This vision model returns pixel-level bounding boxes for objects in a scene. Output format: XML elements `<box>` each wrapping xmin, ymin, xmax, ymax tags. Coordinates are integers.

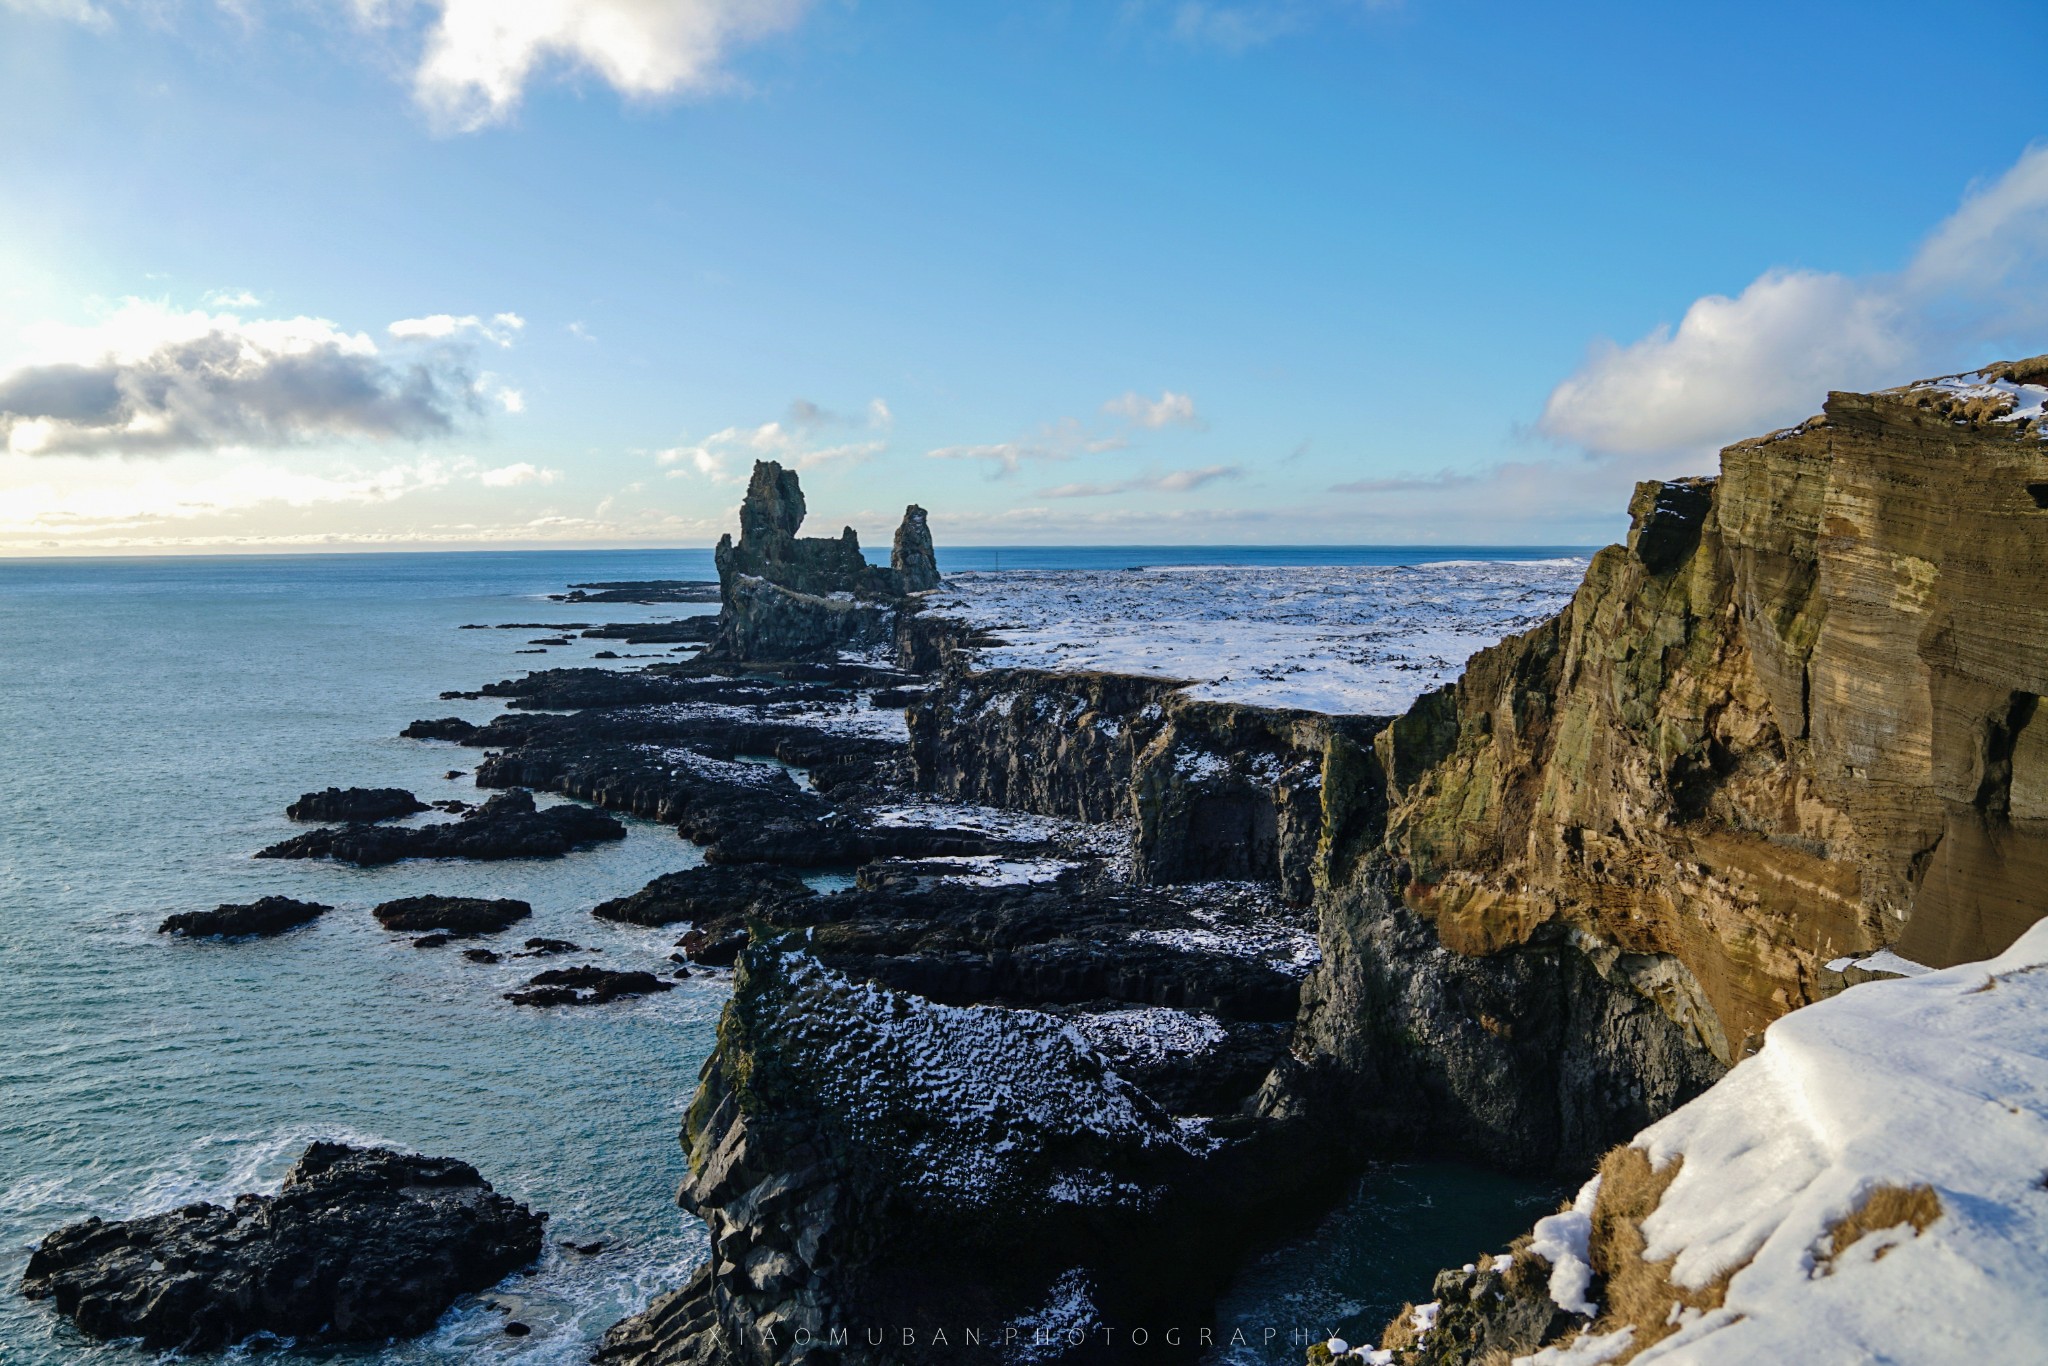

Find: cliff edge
<box><xmin>1351</xmin><ymin>358</ymin><xmax>2048</xmax><ymax>1063</ymax></box>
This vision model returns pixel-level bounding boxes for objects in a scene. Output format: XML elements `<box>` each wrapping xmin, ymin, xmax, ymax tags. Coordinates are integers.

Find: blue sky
<box><xmin>2</xmin><ymin>0</ymin><xmax>2045</xmax><ymax>554</ymax></box>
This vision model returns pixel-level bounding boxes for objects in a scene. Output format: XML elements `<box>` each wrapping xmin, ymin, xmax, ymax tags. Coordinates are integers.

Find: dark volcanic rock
<box><xmin>580</xmin><ymin>618</ymin><xmax>721</xmax><ymax>645</ymax></box>
<box><xmin>597</xmin><ymin>937</ymin><xmax>1321</xmax><ymax>1366</ymax></box>
<box><xmin>505</xmin><ymin>965</ymin><xmax>674</xmax><ymax>1006</ymax></box>
<box><xmin>19</xmin><ymin>1142</ymin><xmax>544</xmax><ymax>1351</ymax></box>
<box><xmin>520</xmin><ymin>937</ymin><xmax>582</xmax><ymax>955</ymax></box>
<box><xmin>256</xmin><ymin>790</ymin><xmax>624</xmax><ymax>866</ymax></box>
<box><xmin>709</xmin><ymin>461</ymin><xmax>936</xmax><ymax>662</ymax></box>
<box><xmin>402</xmin><ymin>716</ymin><xmax>481</xmax><ymax>742</ymax></box>
<box><xmin>1627</xmin><ymin>474</ymin><xmax>1716</xmax><ymax>573</ymax></box>
<box><xmin>891</xmin><ymin>503</ymin><xmax>942</xmax><ymax>592</ymax></box>
<box><xmin>159</xmin><ymin>896</ymin><xmax>330</xmax><ymax>939</ymax></box>
<box><xmin>374</xmin><ymin>895</ymin><xmax>532</xmax><ymax>936</ymax></box>
<box><xmin>591</xmin><ymin>864</ymin><xmax>814</xmax><ymax>928</ymax></box>
<box><xmin>553</xmin><ymin>580</ymin><xmax>721</xmax><ymax>604</ymax></box>
<box><xmin>285</xmin><ymin>787</ymin><xmax>427</xmax><ymax>823</ymax></box>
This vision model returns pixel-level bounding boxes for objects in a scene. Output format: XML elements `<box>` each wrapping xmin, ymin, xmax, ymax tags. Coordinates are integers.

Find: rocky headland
<box><xmin>550</xmin><ymin>362</ymin><xmax>2048</xmax><ymax>1365</ymax></box>
<box><xmin>84</xmin><ymin>359</ymin><xmax>2043</xmax><ymax>1365</ymax></box>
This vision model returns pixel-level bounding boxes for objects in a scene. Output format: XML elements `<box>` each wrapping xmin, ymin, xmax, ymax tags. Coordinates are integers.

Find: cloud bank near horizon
<box><xmin>0</xmin><ymin>299</ymin><xmax>519</xmax><ymax>457</ymax></box>
<box><xmin>1539</xmin><ymin>144</ymin><xmax>2048</xmax><ymax>459</ymax></box>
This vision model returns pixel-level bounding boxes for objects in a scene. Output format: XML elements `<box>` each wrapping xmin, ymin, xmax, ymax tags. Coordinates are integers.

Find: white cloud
<box><xmin>1541</xmin><ymin>143</ymin><xmax>2048</xmax><ymax>458</ymax></box>
<box><xmin>1103</xmin><ymin>388</ymin><xmax>1201</xmax><ymax>428</ymax></box>
<box><xmin>388</xmin><ymin>311</ymin><xmax>523</xmax><ymax>346</ymax></box>
<box><xmin>1160</xmin><ymin>1</ymin><xmax>1398</xmax><ymax>54</ymax></box>
<box><xmin>358</xmin><ymin>0</ymin><xmax>814</xmax><ymax>132</ymax></box>
<box><xmin>479</xmin><ymin>460</ymin><xmax>558</xmax><ymax>486</ymax></box>
<box><xmin>659</xmin><ymin>396</ymin><xmax>891</xmax><ymax>481</ymax></box>
<box><xmin>0</xmin><ymin>0</ymin><xmax>110</xmax><ymax>27</ymax></box>
<box><xmin>568</xmin><ymin>320</ymin><xmax>596</xmax><ymax>342</ymax></box>
<box><xmin>928</xmin><ymin>418</ymin><xmax>1130</xmax><ymax>478</ymax></box>
<box><xmin>1043</xmin><ymin>464</ymin><xmax>1243</xmax><ymax>497</ymax></box>
<box><xmin>0</xmin><ymin>299</ymin><xmax>478</xmax><ymax>456</ymax></box>
<box><xmin>0</xmin><ymin>451</ymin><xmax>578</xmax><ymax>548</ymax></box>
<box><xmin>203</xmin><ymin>288</ymin><xmax>264</xmax><ymax>308</ymax></box>
<box><xmin>0</xmin><ymin>454</ymin><xmax>468</xmax><ymax>535</ymax></box>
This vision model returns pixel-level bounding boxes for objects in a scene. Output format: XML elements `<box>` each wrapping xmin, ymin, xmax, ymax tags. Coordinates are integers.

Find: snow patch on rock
<box><xmin>921</xmin><ymin>560</ymin><xmax>1586</xmax><ymax>715</ymax></box>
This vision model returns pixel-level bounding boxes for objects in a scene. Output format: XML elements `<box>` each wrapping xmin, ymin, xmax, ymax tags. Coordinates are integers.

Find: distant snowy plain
<box><xmin>922</xmin><ymin>559</ymin><xmax>1589</xmax><ymax>715</ymax></box>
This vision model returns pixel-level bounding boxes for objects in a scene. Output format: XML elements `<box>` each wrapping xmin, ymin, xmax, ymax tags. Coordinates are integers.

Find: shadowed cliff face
<box><xmin>1369</xmin><ymin>358</ymin><xmax>2048</xmax><ymax>1064</ymax></box>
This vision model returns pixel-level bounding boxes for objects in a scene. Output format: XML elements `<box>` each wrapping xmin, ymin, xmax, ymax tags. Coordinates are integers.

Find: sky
<box><xmin>2</xmin><ymin>0</ymin><xmax>2046</xmax><ymax>556</ymax></box>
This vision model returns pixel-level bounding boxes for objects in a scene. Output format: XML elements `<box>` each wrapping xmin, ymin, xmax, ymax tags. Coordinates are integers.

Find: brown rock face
<box><xmin>1375</xmin><ymin>360</ymin><xmax>2048</xmax><ymax>1060</ymax></box>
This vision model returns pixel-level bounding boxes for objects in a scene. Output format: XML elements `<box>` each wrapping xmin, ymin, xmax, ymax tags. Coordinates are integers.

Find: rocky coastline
<box><xmin>32</xmin><ymin>358</ymin><xmax>2047</xmax><ymax>1364</ymax></box>
<box><xmin>577</xmin><ymin>363</ymin><xmax>2048</xmax><ymax>1365</ymax></box>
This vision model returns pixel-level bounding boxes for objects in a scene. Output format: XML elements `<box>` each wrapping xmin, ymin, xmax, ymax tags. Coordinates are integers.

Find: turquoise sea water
<box><xmin>0</xmin><ymin>548</ymin><xmax>1583</xmax><ymax>1363</ymax></box>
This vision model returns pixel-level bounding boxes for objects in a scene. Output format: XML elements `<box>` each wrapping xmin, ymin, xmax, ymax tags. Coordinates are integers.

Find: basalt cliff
<box><xmin>711</xmin><ymin>460</ymin><xmax>940</xmax><ymax>662</ymax></box>
<box><xmin>596</xmin><ymin>361</ymin><xmax>2048</xmax><ymax>1366</ymax></box>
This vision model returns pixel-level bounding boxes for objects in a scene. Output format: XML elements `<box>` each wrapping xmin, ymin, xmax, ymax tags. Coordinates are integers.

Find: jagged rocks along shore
<box><xmin>20</xmin><ymin>1142</ymin><xmax>544</xmax><ymax>1351</ymax></box>
<box><xmin>407</xmin><ymin>366</ymin><xmax>2047</xmax><ymax>1365</ymax></box>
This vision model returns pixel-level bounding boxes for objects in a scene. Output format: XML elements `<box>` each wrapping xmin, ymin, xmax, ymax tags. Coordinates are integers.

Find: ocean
<box><xmin>0</xmin><ymin>548</ymin><xmax>1576</xmax><ymax>1363</ymax></box>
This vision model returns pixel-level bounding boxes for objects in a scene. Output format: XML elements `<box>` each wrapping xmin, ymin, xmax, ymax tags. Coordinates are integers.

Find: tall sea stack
<box><xmin>710</xmin><ymin>461</ymin><xmax>939</xmax><ymax>662</ymax></box>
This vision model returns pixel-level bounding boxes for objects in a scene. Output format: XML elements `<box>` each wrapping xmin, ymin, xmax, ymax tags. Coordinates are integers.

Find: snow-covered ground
<box><xmin>920</xmin><ymin>560</ymin><xmax>1587</xmax><ymax>715</ymax></box>
<box><xmin>1410</xmin><ymin>920</ymin><xmax>2048</xmax><ymax>1365</ymax></box>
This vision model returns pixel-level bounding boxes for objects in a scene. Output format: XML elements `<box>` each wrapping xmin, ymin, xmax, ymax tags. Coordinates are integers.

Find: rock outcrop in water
<box><xmin>591</xmin><ymin>864</ymin><xmax>815</xmax><ymax>928</ymax></box>
<box><xmin>256</xmin><ymin>788</ymin><xmax>624</xmax><ymax>864</ymax></box>
<box><xmin>710</xmin><ymin>461</ymin><xmax>941</xmax><ymax>662</ymax></box>
<box><xmin>284</xmin><ymin>786</ymin><xmax>427</xmax><ymax>823</ymax></box>
<box><xmin>505</xmin><ymin>964</ymin><xmax>675</xmax><ymax>1006</ymax></box>
<box><xmin>373</xmin><ymin>894</ymin><xmax>532</xmax><ymax>936</ymax></box>
<box><xmin>20</xmin><ymin>1142</ymin><xmax>544</xmax><ymax>1351</ymax></box>
<box><xmin>159</xmin><ymin>896</ymin><xmax>330</xmax><ymax>939</ymax></box>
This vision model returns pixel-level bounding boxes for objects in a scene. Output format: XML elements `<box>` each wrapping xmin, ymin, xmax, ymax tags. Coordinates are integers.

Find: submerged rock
<box><xmin>520</xmin><ymin>936</ymin><xmax>582</xmax><ymax>955</ymax></box>
<box><xmin>256</xmin><ymin>789</ymin><xmax>624</xmax><ymax>865</ymax></box>
<box><xmin>504</xmin><ymin>965</ymin><xmax>674</xmax><ymax>1006</ymax></box>
<box><xmin>552</xmin><ymin>580</ymin><xmax>721</xmax><ymax>605</ymax></box>
<box><xmin>285</xmin><ymin>786</ymin><xmax>427</xmax><ymax>823</ymax></box>
<box><xmin>159</xmin><ymin>896</ymin><xmax>330</xmax><ymax>939</ymax></box>
<box><xmin>19</xmin><ymin>1142</ymin><xmax>544</xmax><ymax>1351</ymax></box>
<box><xmin>402</xmin><ymin>716</ymin><xmax>481</xmax><ymax>741</ymax></box>
<box><xmin>374</xmin><ymin>894</ymin><xmax>532</xmax><ymax>936</ymax></box>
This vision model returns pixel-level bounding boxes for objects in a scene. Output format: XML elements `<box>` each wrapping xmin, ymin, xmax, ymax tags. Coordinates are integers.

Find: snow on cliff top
<box><xmin>920</xmin><ymin>560</ymin><xmax>1587</xmax><ymax>716</ymax></box>
<box><xmin>1532</xmin><ymin>919</ymin><xmax>2048</xmax><ymax>1365</ymax></box>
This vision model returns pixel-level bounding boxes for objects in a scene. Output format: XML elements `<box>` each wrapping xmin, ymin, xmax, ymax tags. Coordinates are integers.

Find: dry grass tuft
<box><xmin>1376</xmin><ymin>1302</ymin><xmax>1423</xmax><ymax>1354</ymax></box>
<box><xmin>1815</xmin><ymin>1183</ymin><xmax>1942</xmax><ymax>1269</ymax></box>
<box><xmin>1579</xmin><ymin>1145</ymin><xmax>1751</xmax><ymax>1363</ymax></box>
